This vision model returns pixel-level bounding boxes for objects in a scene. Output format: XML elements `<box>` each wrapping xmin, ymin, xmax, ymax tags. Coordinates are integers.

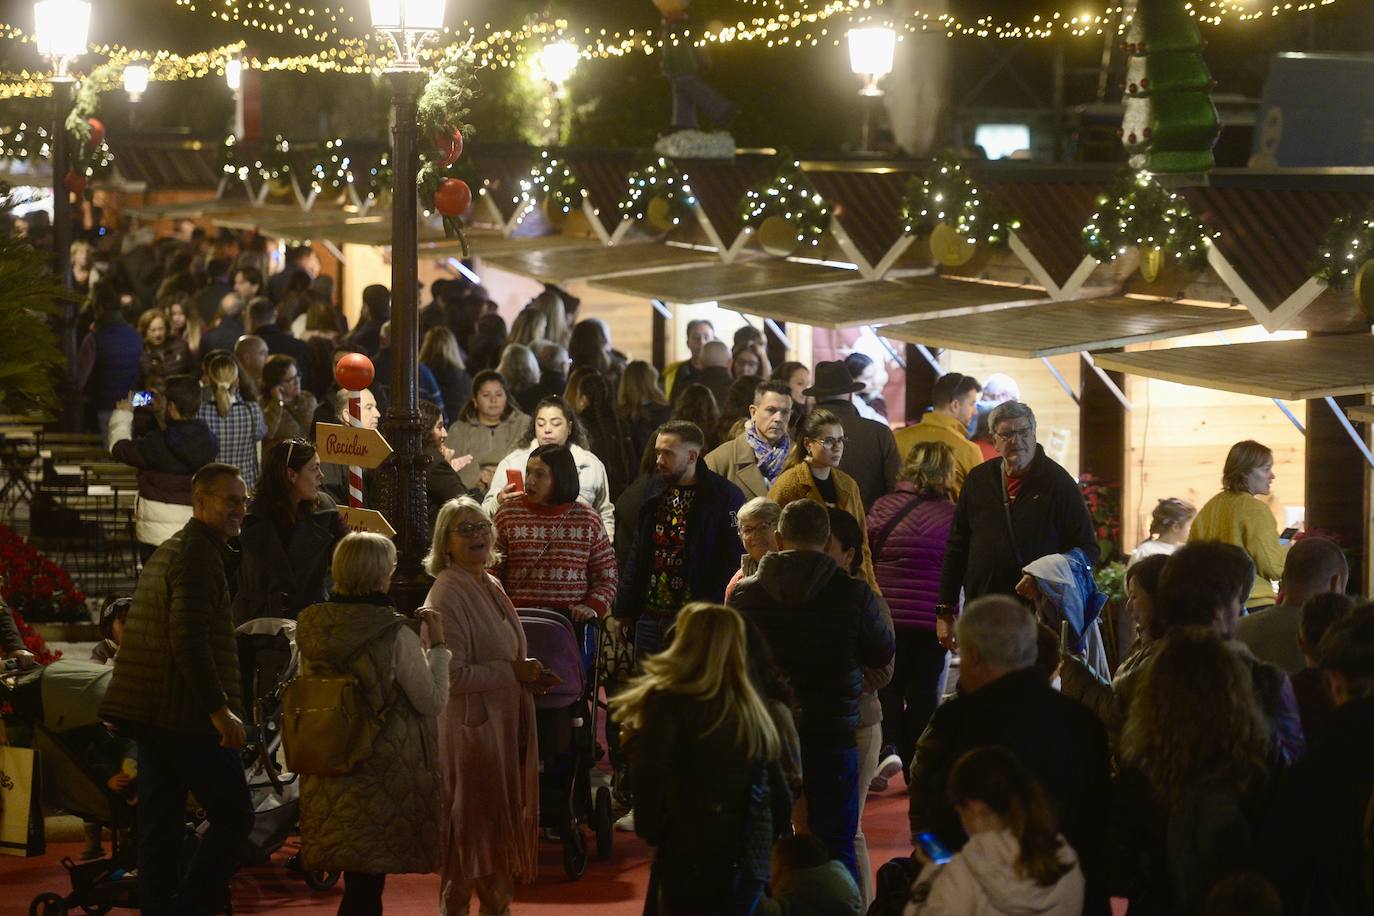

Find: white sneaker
<box><xmin>869</xmin><ymin>754</ymin><xmax>904</xmax><ymax>793</ymax></box>
<box><xmin>614</xmin><ymin>809</ymin><xmax>636</xmax><ymax>832</ymax></box>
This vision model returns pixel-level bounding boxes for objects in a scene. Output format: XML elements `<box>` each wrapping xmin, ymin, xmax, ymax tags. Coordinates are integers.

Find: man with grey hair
<box><xmin>909</xmin><ymin>594</ymin><xmax>1112</xmax><ymax>914</ymax></box>
<box><xmin>936</xmin><ymin>400</ymin><xmax>1098</xmax><ymax>642</ymax></box>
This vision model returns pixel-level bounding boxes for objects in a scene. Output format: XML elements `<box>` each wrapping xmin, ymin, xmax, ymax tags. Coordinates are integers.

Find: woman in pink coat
<box><xmin>423</xmin><ymin>495</ymin><xmax>558</xmax><ymax>915</ymax></box>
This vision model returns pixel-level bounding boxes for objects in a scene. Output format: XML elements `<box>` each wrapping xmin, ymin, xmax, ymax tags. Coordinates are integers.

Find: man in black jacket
<box><xmin>614</xmin><ymin>420</ymin><xmax>744</xmax><ymax>660</ymax></box>
<box><xmin>806</xmin><ymin>361</ymin><xmax>900</xmax><ymax>513</ymax></box>
<box><xmin>246</xmin><ymin>297</ymin><xmax>313</xmax><ymax>390</ymax></box>
<box><xmin>910</xmin><ymin>594</ymin><xmax>1112</xmax><ymax>915</ymax></box>
<box><xmin>937</xmin><ymin>401</ymin><xmax>1097</xmax><ymax>631</ymax></box>
<box><xmin>731</xmin><ymin>499</ymin><xmax>895</xmax><ymax>886</ymax></box>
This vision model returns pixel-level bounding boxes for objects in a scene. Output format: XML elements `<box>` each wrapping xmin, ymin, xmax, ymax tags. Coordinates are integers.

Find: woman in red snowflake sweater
<box><xmin>493</xmin><ymin>443</ymin><xmax>618</xmax><ymax>621</ymax></box>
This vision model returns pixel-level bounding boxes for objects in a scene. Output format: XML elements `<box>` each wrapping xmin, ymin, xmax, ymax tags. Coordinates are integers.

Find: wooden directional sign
<box><xmin>339</xmin><ymin>507</ymin><xmax>396</xmax><ymax>538</ymax></box>
<box><xmin>316</xmin><ymin>423</ymin><xmax>393</xmax><ymax>469</ymax></box>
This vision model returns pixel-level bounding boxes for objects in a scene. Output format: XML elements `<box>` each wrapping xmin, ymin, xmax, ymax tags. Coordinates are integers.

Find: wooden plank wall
<box><xmin>1119</xmin><ymin>326</ymin><xmax>1308</xmax><ymax>552</ymax></box>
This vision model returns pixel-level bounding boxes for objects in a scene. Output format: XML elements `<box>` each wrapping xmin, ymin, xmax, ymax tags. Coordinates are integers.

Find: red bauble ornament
<box><xmin>435</xmin><ymin>127</ymin><xmax>464</xmax><ymax>169</ymax></box>
<box><xmin>64</xmin><ymin>171</ymin><xmax>87</xmax><ymax>196</ymax></box>
<box><xmin>334</xmin><ymin>352</ymin><xmax>376</xmax><ymax>391</ymax></box>
<box><xmin>86</xmin><ymin>117</ymin><xmax>105</xmax><ymax>148</ymax></box>
<box><xmin>433</xmin><ymin>178</ymin><xmax>472</xmax><ymax>218</ymax></box>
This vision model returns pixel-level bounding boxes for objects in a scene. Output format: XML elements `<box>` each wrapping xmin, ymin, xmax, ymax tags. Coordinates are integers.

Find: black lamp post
<box><xmin>369</xmin><ymin>0</ymin><xmax>444</xmax><ymax>608</ymax></box>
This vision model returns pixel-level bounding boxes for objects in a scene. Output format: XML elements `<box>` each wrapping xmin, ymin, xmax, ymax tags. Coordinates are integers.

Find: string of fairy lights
<box><xmin>0</xmin><ymin>0</ymin><xmax>1347</xmax><ymax>98</ymax></box>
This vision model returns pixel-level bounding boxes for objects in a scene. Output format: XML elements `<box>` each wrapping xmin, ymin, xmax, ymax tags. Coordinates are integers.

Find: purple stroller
<box><xmin>518</xmin><ymin>609</ymin><xmax>615</xmax><ymax>879</ymax></box>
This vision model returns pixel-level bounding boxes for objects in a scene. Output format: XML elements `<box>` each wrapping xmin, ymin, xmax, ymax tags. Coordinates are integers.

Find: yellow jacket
<box><xmin>893</xmin><ymin>411</ymin><xmax>986</xmax><ymax>497</ymax></box>
<box><xmin>768</xmin><ymin>461</ymin><xmax>878</xmax><ymax>593</ymax></box>
<box><xmin>1189</xmin><ymin>490</ymin><xmax>1289</xmax><ymax>608</ymax></box>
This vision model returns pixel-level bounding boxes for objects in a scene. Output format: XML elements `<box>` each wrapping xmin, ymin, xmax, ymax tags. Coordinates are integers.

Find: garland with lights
<box><xmin>899</xmin><ymin>152</ymin><xmax>1019</xmax><ymax>246</ymax></box>
<box><xmin>62</xmin><ymin>61</ymin><xmax>119</xmax><ymax>195</ymax></box>
<box><xmin>1081</xmin><ymin>169</ymin><xmax>1214</xmax><ymax>271</ymax></box>
<box><xmin>619</xmin><ymin>156</ymin><xmax>696</xmax><ymax>229</ymax></box>
<box><xmin>307</xmin><ymin>137</ymin><xmax>354</xmax><ymax>194</ymax></box>
<box><xmin>219</xmin><ymin>134</ymin><xmax>247</xmax><ymax>182</ymax></box>
<box><xmin>1308</xmin><ymin>207</ymin><xmax>1374</xmax><ymax>290</ymax></box>
<box><xmin>519</xmin><ymin>151</ymin><xmax>585</xmax><ymax>220</ymax></box>
<box><xmin>365</xmin><ymin>152</ymin><xmax>392</xmax><ymax>203</ymax></box>
<box><xmin>417</xmin><ymin>45</ymin><xmax>477</xmax><ymax>249</ymax></box>
<box><xmin>737</xmin><ymin>155</ymin><xmax>831</xmax><ymax>250</ymax></box>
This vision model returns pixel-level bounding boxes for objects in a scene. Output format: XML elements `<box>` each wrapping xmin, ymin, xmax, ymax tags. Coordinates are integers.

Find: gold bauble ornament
<box><xmin>1139</xmin><ymin>247</ymin><xmax>1165</xmax><ymax>283</ymax></box>
<box><xmin>930</xmin><ymin>222</ymin><xmax>977</xmax><ymax>267</ymax></box>
<box><xmin>562</xmin><ymin>208</ymin><xmax>592</xmax><ymax>237</ymax></box>
<box><xmin>1354</xmin><ymin>259</ymin><xmax>1374</xmax><ymax>322</ymax></box>
<box><xmin>267</xmin><ymin>178</ymin><xmax>294</xmax><ymax>199</ymax></box>
<box><xmin>543</xmin><ymin>195</ymin><xmax>570</xmax><ymax>228</ymax></box>
<box><xmin>646</xmin><ymin>195</ymin><xmax>676</xmax><ymax>232</ymax></box>
<box><xmin>757</xmin><ymin>215</ymin><xmax>800</xmax><ymax>257</ymax></box>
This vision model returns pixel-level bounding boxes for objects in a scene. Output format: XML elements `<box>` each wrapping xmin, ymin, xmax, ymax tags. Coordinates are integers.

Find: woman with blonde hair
<box><xmin>1188</xmin><ymin>440</ymin><xmax>1287</xmax><ymax>611</ymax></box>
<box><xmin>906</xmin><ymin>747</ymin><xmax>1084</xmax><ymax>915</ymax></box>
<box><xmin>1129</xmin><ymin>497</ymin><xmax>1196</xmax><ymax>567</ymax></box>
<box><xmin>1115</xmin><ymin>626</ymin><xmax>1275</xmax><ymax>914</ymax></box>
<box><xmin>421</xmin><ymin>326</ymin><xmax>472</xmax><ymax>425</ymax></box>
<box><xmin>297</xmin><ymin>532</ymin><xmax>450</xmax><ymax>915</ymax></box>
<box><xmin>866</xmin><ymin>441</ymin><xmax>958</xmax><ymax>791</ymax></box>
<box><xmin>506</xmin><ymin>308</ymin><xmax>548</xmax><ymax>348</ymax></box>
<box><xmin>617</xmin><ymin>360</ymin><xmax>671</xmax><ymax>458</ymax></box>
<box><xmin>166</xmin><ymin>298</ymin><xmax>204</xmax><ymax>361</ymax></box>
<box><xmin>197</xmin><ymin>351</ymin><xmax>266</xmax><ymax>489</ymax></box>
<box><xmin>769</xmin><ymin>407</ymin><xmax>876</xmax><ymax>590</ymax></box>
<box><xmin>528</xmin><ymin>288</ymin><xmax>569</xmax><ymax>347</ymax></box>
<box><xmin>423</xmin><ymin>497</ymin><xmax>555</xmax><ymax>916</ymax></box>
<box><xmin>612</xmin><ymin>602</ymin><xmax>792</xmax><ymax>915</ymax></box>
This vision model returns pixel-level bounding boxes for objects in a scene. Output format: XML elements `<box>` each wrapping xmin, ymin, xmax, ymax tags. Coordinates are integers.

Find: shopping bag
<box><xmin>0</xmin><ymin>745</ymin><xmax>45</xmax><ymax>857</ymax></box>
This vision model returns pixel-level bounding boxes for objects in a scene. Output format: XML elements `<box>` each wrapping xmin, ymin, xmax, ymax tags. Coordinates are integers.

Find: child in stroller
<box><xmin>518</xmin><ymin>609</ymin><xmax>616</xmax><ymax>880</ymax></box>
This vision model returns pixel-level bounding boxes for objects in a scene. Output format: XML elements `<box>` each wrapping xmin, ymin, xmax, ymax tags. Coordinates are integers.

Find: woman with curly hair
<box><xmin>1114</xmin><ymin>626</ymin><xmax>1275</xmax><ymax>915</ymax></box>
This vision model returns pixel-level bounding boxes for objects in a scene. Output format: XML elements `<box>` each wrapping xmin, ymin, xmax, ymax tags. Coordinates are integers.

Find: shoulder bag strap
<box><xmin>872</xmin><ymin>496</ymin><xmax>924</xmax><ymax>559</ymax></box>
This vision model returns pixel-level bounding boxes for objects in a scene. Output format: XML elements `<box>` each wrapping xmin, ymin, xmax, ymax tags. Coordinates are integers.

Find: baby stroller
<box><xmin>235</xmin><ymin>617</ymin><xmax>340</xmax><ymax>892</ymax></box>
<box><xmin>2</xmin><ymin>659</ymin><xmax>141</xmax><ymax>916</ymax></box>
<box><xmin>518</xmin><ymin>609</ymin><xmax>615</xmax><ymax>879</ymax></box>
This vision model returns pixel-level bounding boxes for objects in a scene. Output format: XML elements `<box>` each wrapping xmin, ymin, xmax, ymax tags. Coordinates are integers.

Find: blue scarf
<box><xmin>745</xmin><ymin>420</ymin><xmax>789</xmax><ymax>488</ymax></box>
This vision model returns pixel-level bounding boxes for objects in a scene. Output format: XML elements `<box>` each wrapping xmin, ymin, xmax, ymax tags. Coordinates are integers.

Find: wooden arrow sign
<box><xmin>316</xmin><ymin>422</ymin><xmax>393</xmax><ymax>469</ymax></box>
<box><xmin>339</xmin><ymin>507</ymin><xmax>396</xmax><ymax>538</ymax></box>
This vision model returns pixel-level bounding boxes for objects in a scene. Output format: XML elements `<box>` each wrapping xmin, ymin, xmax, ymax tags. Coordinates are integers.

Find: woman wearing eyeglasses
<box><xmin>423</xmin><ymin>497</ymin><xmax>557</xmax><ymax>916</ymax></box>
<box><xmin>231</xmin><ymin>438</ymin><xmax>347</xmax><ymax>624</ymax></box>
<box><xmin>260</xmin><ymin>354</ymin><xmax>318</xmax><ymax>458</ymax></box>
<box><xmin>768</xmin><ymin>408</ymin><xmax>877</xmax><ymax>591</ymax></box>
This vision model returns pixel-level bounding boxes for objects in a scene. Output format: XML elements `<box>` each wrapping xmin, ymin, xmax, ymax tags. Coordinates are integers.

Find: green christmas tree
<box><xmin>1120</xmin><ymin>0</ymin><xmax>1220</xmax><ymax>174</ymax></box>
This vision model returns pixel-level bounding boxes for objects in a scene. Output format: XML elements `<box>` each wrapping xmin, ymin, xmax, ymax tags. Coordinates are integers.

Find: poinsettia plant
<box><xmin>0</xmin><ymin>524</ymin><xmax>86</xmax><ymax>624</ymax></box>
<box><xmin>1079</xmin><ymin>473</ymin><xmax>1123</xmax><ymax>564</ymax></box>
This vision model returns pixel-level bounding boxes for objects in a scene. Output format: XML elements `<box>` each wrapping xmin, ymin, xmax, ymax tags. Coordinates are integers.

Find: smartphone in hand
<box><xmin>506</xmin><ymin>468</ymin><xmax>524</xmax><ymax>492</ymax></box>
<box><xmin>914</xmin><ymin>831</ymin><xmax>952</xmax><ymax>865</ymax></box>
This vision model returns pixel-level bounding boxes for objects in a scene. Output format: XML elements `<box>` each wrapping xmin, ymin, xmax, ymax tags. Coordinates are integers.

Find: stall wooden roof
<box><xmin>483</xmin><ymin>243</ymin><xmax>718</xmax><ymax>284</ymax></box>
<box><xmin>725</xmin><ymin>276</ymin><xmax>1049</xmax><ymax>330</ymax></box>
<box><xmin>1094</xmin><ymin>334</ymin><xmax>1374</xmax><ymax>400</ymax></box>
<box><xmin>125</xmin><ymin>198</ymin><xmax>256</xmax><ymax>220</ymax></box>
<box><xmin>429</xmin><ymin>232</ymin><xmax>602</xmax><ymax>259</ymax></box>
<box><xmin>590</xmin><ymin>258</ymin><xmax>862</xmax><ymax>304</ymax></box>
<box><xmin>876</xmin><ymin>298</ymin><xmax>1256</xmax><ymax>359</ymax></box>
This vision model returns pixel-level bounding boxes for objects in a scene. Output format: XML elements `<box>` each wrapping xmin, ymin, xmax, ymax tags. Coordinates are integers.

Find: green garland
<box><xmin>1081</xmin><ymin>169</ymin><xmax>1214</xmax><ymax>271</ymax></box>
<box><xmin>417</xmin><ymin>45</ymin><xmax>477</xmax><ymax>249</ymax></box>
<box><xmin>1308</xmin><ymin>206</ymin><xmax>1374</xmax><ymax>290</ymax></box>
<box><xmin>619</xmin><ymin>156</ymin><xmax>696</xmax><ymax>228</ymax></box>
<box><xmin>255</xmin><ymin>135</ymin><xmax>292</xmax><ymax>186</ymax></box>
<box><xmin>219</xmin><ymin>134</ymin><xmax>246</xmax><ymax>181</ymax></box>
<box><xmin>520</xmin><ymin>151</ymin><xmax>584</xmax><ymax>216</ymax></box>
<box><xmin>364</xmin><ymin>152</ymin><xmax>392</xmax><ymax>203</ymax></box>
<box><xmin>64</xmin><ymin>60</ymin><xmax>118</xmax><ymax>181</ymax></box>
<box><xmin>737</xmin><ymin>155</ymin><xmax>831</xmax><ymax>249</ymax></box>
<box><xmin>307</xmin><ymin>137</ymin><xmax>352</xmax><ymax>194</ymax></box>
<box><xmin>899</xmin><ymin>152</ymin><xmax>1019</xmax><ymax>246</ymax></box>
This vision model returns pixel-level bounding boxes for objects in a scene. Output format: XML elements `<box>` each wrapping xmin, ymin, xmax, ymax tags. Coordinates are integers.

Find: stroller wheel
<box><xmin>562</xmin><ymin>826</ymin><xmax>589</xmax><ymax>880</ymax></box>
<box><xmin>29</xmin><ymin>893</ymin><xmax>69</xmax><ymax>916</ymax></box>
<box><xmin>594</xmin><ymin>786</ymin><xmax>614</xmax><ymax>860</ymax></box>
<box><xmin>304</xmin><ymin>869</ymin><xmax>342</xmax><ymax>891</ymax></box>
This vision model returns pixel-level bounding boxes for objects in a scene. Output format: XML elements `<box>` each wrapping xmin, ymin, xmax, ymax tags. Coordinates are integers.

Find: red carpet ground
<box><xmin>1</xmin><ymin>789</ymin><xmax>915</xmax><ymax>915</ymax></box>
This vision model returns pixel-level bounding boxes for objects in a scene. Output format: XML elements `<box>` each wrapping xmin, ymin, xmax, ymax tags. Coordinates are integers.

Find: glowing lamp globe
<box><xmin>335</xmin><ymin>353</ymin><xmax>376</xmax><ymax>391</ymax></box>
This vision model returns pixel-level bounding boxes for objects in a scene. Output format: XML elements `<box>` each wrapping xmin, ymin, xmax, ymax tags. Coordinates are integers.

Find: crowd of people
<box><xmin>2</xmin><ymin>225</ymin><xmax>1372</xmax><ymax>916</ymax></box>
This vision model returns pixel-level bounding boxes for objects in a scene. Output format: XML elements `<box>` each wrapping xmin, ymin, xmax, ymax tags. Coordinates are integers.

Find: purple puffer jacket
<box><xmin>866</xmin><ymin>481</ymin><xmax>956</xmax><ymax>631</ymax></box>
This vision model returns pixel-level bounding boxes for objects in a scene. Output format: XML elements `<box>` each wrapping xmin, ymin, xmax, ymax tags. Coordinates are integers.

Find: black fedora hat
<box><xmin>803</xmin><ymin>360</ymin><xmax>865</xmax><ymax>399</ymax></box>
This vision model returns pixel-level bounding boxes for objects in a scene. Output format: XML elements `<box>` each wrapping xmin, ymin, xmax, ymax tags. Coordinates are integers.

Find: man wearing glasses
<box><xmin>934</xmin><ymin>401</ymin><xmax>1098</xmax><ymax>646</ymax></box>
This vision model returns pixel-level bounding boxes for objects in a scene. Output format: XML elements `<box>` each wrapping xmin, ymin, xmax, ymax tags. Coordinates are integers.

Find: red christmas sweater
<box><xmin>493</xmin><ymin>498</ymin><xmax>619</xmax><ymax>617</ymax></box>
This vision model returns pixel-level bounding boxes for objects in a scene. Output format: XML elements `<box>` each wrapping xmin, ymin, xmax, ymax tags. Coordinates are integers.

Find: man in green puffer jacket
<box><xmin>100</xmin><ymin>463</ymin><xmax>253</xmax><ymax>916</ymax></box>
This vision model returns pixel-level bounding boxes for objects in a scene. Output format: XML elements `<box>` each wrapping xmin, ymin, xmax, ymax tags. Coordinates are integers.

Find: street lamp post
<box><xmin>33</xmin><ymin>0</ymin><xmax>91</xmax><ymax>294</ymax></box>
<box><xmin>847</xmin><ymin>26</ymin><xmax>895</xmax><ymax>153</ymax></box>
<box><xmin>123</xmin><ymin>63</ymin><xmax>148</xmax><ymax>129</ymax></box>
<box><xmin>368</xmin><ymin>0</ymin><xmax>444</xmax><ymax>605</ymax></box>
<box><xmin>538</xmin><ymin>40</ymin><xmax>578</xmax><ymax>141</ymax></box>
<box><xmin>34</xmin><ymin>0</ymin><xmax>91</xmax><ymax>429</ymax></box>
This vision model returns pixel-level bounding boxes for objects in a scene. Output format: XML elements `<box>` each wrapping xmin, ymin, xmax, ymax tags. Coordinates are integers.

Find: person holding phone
<box><xmin>492</xmin><ymin>443</ymin><xmax>617</xmax><ymax>624</ymax></box>
<box><xmin>422</xmin><ymin>496</ymin><xmax>557</xmax><ymax>916</ymax></box>
<box><xmin>483</xmin><ymin>396</ymin><xmax>616</xmax><ymax>538</ymax></box>
<box><xmin>906</xmin><ymin>747</ymin><xmax>1084</xmax><ymax>915</ymax></box>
